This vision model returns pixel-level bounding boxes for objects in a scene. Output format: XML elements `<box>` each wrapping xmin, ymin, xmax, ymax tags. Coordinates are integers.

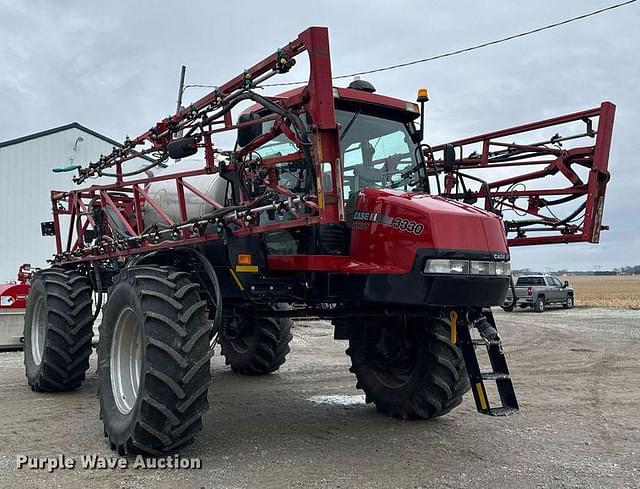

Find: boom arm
<box><xmin>46</xmin><ymin>27</ymin><xmax>344</xmax><ymax>264</ymax></box>
<box><xmin>427</xmin><ymin>102</ymin><xmax>615</xmax><ymax>246</ymax></box>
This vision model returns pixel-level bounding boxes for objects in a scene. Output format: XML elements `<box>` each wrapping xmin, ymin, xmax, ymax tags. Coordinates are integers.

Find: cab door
<box><xmin>546</xmin><ymin>277</ymin><xmax>562</xmax><ymax>302</ymax></box>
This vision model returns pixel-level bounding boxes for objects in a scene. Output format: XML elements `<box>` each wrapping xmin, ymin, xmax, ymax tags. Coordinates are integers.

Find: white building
<box><xmin>0</xmin><ymin>123</ymin><xmax>148</xmax><ymax>281</ymax></box>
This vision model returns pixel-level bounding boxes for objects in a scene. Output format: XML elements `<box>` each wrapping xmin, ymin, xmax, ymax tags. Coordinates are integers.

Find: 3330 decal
<box><xmin>352</xmin><ymin>210</ymin><xmax>424</xmax><ymax>235</ymax></box>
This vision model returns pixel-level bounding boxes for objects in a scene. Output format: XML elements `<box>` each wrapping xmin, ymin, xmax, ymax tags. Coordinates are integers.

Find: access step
<box><xmin>485</xmin><ymin>406</ymin><xmax>518</xmax><ymax>417</ymax></box>
<box><xmin>451</xmin><ymin>308</ymin><xmax>519</xmax><ymax>416</ymax></box>
<box><xmin>480</xmin><ymin>371</ymin><xmax>510</xmax><ymax>381</ymax></box>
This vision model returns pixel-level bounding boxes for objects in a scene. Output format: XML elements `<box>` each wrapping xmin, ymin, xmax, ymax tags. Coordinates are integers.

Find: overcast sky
<box><xmin>1</xmin><ymin>0</ymin><xmax>638</xmax><ymax>270</ymax></box>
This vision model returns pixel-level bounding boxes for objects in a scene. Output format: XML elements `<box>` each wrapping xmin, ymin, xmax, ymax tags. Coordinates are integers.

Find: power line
<box><xmin>184</xmin><ymin>0</ymin><xmax>637</xmax><ymax>92</ymax></box>
<box><xmin>182</xmin><ymin>83</ymin><xmax>219</xmax><ymax>93</ymax></box>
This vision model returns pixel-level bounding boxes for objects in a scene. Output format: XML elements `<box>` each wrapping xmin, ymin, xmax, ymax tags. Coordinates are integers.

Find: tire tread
<box><xmin>98</xmin><ymin>265</ymin><xmax>212</xmax><ymax>455</ymax></box>
<box><xmin>24</xmin><ymin>267</ymin><xmax>95</xmax><ymax>392</ymax></box>
<box><xmin>346</xmin><ymin>315</ymin><xmax>470</xmax><ymax>420</ymax></box>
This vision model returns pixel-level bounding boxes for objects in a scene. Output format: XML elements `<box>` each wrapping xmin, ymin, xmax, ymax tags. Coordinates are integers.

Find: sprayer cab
<box><xmin>230</xmin><ymin>81</ymin><xmax>510</xmax><ymax>308</ymax></box>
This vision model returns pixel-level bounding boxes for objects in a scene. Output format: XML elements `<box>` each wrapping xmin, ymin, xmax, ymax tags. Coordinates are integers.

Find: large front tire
<box><xmin>219</xmin><ymin>305</ymin><xmax>293</xmax><ymax>375</ymax></box>
<box><xmin>98</xmin><ymin>266</ymin><xmax>212</xmax><ymax>455</ymax></box>
<box><xmin>23</xmin><ymin>267</ymin><xmax>94</xmax><ymax>392</ymax></box>
<box><xmin>347</xmin><ymin>315</ymin><xmax>469</xmax><ymax>419</ymax></box>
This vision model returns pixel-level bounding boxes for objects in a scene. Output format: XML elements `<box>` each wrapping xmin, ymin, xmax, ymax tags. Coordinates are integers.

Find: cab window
<box><xmin>338</xmin><ymin>110</ymin><xmax>418</xmax><ymax>198</ymax></box>
<box><xmin>253</xmin><ymin>120</ymin><xmax>298</xmax><ymax>158</ymax></box>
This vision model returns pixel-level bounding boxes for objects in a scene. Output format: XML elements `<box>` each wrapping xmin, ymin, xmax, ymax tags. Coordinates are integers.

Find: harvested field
<box><xmin>564</xmin><ymin>275</ymin><xmax>640</xmax><ymax>309</ymax></box>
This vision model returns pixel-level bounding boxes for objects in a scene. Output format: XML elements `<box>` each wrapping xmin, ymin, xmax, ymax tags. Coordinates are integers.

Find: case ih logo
<box><xmin>353</xmin><ymin>211</ymin><xmax>424</xmax><ymax>235</ymax></box>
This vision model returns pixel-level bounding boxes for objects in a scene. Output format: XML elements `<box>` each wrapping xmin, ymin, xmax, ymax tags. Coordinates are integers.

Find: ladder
<box><xmin>453</xmin><ymin>309</ymin><xmax>519</xmax><ymax>416</ymax></box>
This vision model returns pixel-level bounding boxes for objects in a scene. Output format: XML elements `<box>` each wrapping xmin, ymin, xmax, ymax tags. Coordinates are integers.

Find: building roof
<box><xmin>0</xmin><ymin>122</ymin><xmax>154</xmax><ymax>162</ymax></box>
<box><xmin>0</xmin><ymin>122</ymin><xmax>122</xmax><ymax>149</ymax></box>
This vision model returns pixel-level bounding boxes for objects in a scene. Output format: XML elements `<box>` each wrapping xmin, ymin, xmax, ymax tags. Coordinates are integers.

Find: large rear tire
<box><xmin>98</xmin><ymin>266</ymin><xmax>212</xmax><ymax>455</ymax></box>
<box><xmin>346</xmin><ymin>315</ymin><xmax>469</xmax><ymax>419</ymax></box>
<box><xmin>23</xmin><ymin>267</ymin><xmax>94</xmax><ymax>392</ymax></box>
<box><xmin>219</xmin><ymin>305</ymin><xmax>293</xmax><ymax>375</ymax></box>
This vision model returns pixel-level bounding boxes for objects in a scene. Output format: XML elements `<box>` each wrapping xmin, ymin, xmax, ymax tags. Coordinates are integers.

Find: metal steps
<box><xmin>454</xmin><ymin>309</ymin><xmax>519</xmax><ymax>416</ymax></box>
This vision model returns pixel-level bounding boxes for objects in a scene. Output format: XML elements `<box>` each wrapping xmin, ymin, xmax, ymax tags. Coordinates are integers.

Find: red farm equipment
<box><xmin>0</xmin><ymin>264</ymin><xmax>38</xmax><ymax>349</ymax></box>
<box><xmin>23</xmin><ymin>27</ymin><xmax>615</xmax><ymax>455</ymax></box>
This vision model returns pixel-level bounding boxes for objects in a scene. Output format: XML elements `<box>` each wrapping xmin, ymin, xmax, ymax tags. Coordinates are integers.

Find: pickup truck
<box><xmin>503</xmin><ymin>275</ymin><xmax>575</xmax><ymax>312</ymax></box>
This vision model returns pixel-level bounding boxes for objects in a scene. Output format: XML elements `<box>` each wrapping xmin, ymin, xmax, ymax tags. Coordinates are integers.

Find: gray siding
<box><xmin>0</xmin><ymin>127</ymin><xmax>145</xmax><ymax>281</ymax></box>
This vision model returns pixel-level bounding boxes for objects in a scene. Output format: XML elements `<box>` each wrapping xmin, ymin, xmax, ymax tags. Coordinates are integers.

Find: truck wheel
<box><xmin>98</xmin><ymin>266</ymin><xmax>212</xmax><ymax>455</ymax></box>
<box><xmin>501</xmin><ymin>305</ymin><xmax>514</xmax><ymax>312</ymax></box>
<box><xmin>534</xmin><ymin>296</ymin><xmax>545</xmax><ymax>313</ymax></box>
<box><xmin>23</xmin><ymin>267</ymin><xmax>94</xmax><ymax>392</ymax></box>
<box><xmin>346</xmin><ymin>315</ymin><xmax>469</xmax><ymax>419</ymax></box>
<box><xmin>563</xmin><ymin>295</ymin><xmax>574</xmax><ymax>309</ymax></box>
<box><xmin>219</xmin><ymin>305</ymin><xmax>293</xmax><ymax>375</ymax></box>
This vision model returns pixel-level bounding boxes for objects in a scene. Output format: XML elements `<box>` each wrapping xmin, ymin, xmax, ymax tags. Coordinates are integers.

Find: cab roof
<box><xmin>241</xmin><ymin>86</ymin><xmax>420</xmax><ymax>121</ymax></box>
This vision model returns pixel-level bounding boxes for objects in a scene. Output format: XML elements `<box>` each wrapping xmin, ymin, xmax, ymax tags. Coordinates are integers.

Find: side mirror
<box><xmin>167</xmin><ymin>137</ymin><xmax>198</xmax><ymax>159</ymax></box>
<box><xmin>237</xmin><ymin>113</ymin><xmax>262</xmax><ymax>147</ymax></box>
<box><xmin>564</xmin><ymin>280</ymin><xmax>569</xmax><ymax>288</ymax></box>
<box><xmin>443</xmin><ymin>144</ymin><xmax>456</xmax><ymax>172</ymax></box>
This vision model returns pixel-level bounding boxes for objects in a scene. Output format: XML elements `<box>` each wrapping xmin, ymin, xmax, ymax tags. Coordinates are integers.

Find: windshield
<box><xmin>337</xmin><ymin>109</ymin><xmax>420</xmax><ymax>198</ymax></box>
<box><xmin>250</xmin><ymin>108</ymin><xmax>423</xmax><ymax>197</ymax></box>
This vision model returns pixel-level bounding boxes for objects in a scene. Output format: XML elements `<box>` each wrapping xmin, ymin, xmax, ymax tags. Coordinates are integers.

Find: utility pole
<box><xmin>176</xmin><ymin>65</ymin><xmax>187</xmax><ymax>115</ymax></box>
<box><xmin>174</xmin><ymin>65</ymin><xmax>187</xmax><ymax>161</ymax></box>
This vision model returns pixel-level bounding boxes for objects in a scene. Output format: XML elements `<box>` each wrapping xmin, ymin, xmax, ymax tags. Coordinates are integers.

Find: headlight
<box><xmin>405</xmin><ymin>102</ymin><xmax>420</xmax><ymax>113</ymax></box>
<box><xmin>424</xmin><ymin>259</ymin><xmax>510</xmax><ymax>276</ymax></box>
<box><xmin>470</xmin><ymin>261</ymin><xmax>495</xmax><ymax>275</ymax></box>
<box><xmin>494</xmin><ymin>262</ymin><xmax>511</xmax><ymax>276</ymax></box>
<box><xmin>424</xmin><ymin>259</ymin><xmax>469</xmax><ymax>274</ymax></box>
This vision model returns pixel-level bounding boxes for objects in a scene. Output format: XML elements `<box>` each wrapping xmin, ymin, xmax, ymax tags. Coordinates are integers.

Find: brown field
<box><xmin>563</xmin><ymin>275</ymin><xmax>640</xmax><ymax>309</ymax></box>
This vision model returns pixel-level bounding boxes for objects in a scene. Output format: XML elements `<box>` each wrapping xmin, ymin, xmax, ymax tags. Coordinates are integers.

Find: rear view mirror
<box><xmin>237</xmin><ymin>113</ymin><xmax>262</xmax><ymax>147</ymax></box>
<box><xmin>564</xmin><ymin>280</ymin><xmax>569</xmax><ymax>288</ymax></box>
<box><xmin>443</xmin><ymin>144</ymin><xmax>456</xmax><ymax>172</ymax></box>
<box><xmin>167</xmin><ymin>137</ymin><xmax>198</xmax><ymax>159</ymax></box>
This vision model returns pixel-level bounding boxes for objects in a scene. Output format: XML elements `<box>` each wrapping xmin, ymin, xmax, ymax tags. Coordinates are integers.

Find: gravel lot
<box><xmin>0</xmin><ymin>307</ymin><xmax>638</xmax><ymax>488</ymax></box>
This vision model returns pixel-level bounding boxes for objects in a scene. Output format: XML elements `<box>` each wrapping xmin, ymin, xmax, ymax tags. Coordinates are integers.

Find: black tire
<box><xmin>534</xmin><ymin>296</ymin><xmax>545</xmax><ymax>313</ymax></box>
<box><xmin>23</xmin><ymin>267</ymin><xmax>94</xmax><ymax>392</ymax></box>
<box><xmin>346</xmin><ymin>315</ymin><xmax>470</xmax><ymax>419</ymax></box>
<box><xmin>502</xmin><ymin>305</ymin><xmax>514</xmax><ymax>312</ymax></box>
<box><xmin>219</xmin><ymin>305</ymin><xmax>293</xmax><ymax>375</ymax></box>
<box><xmin>98</xmin><ymin>266</ymin><xmax>212</xmax><ymax>455</ymax></box>
<box><xmin>563</xmin><ymin>294</ymin><xmax>574</xmax><ymax>309</ymax></box>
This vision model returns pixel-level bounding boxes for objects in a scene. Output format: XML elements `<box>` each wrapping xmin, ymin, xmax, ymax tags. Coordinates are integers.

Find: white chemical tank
<box><xmin>143</xmin><ymin>160</ymin><xmax>227</xmax><ymax>227</ymax></box>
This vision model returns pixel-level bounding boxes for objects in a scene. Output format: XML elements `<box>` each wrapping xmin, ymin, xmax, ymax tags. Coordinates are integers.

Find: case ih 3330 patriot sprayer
<box><xmin>22</xmin><ymin>27</ymin><xmax>615</xmax><ymax>455</ymax></box>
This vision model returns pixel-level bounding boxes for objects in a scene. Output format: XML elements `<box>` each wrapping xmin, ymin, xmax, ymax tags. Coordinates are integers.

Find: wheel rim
<box><xmin>367</xmin><ymin>327</ymin><xmax>417</xmax><ymax>389</ymax></box>
<box><xmin>110</xmin><ymin>307</ymin><xmax>143</xmax><ymax>415</ymax></box>
<box><xmin>230</xmin><ymin>337</ymin><xmax>250</xmax><ymax>353</ymax></box>
<box><xmin>225</xmin><ymin>317</ymin><xmax>253</xmax><ymax>354</ymax></box>
<box><xmin>568</xmin><ymin>297</ymin><xmax>573</xmax><ymax>307</ymax></box>
<box><xmin>31</xmin><ymin>297</ymin><xmax>47</xmax><ymax>366</ymax></box>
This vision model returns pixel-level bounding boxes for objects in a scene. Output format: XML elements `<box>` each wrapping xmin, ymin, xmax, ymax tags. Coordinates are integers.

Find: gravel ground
<box><xmin>0</xmin><ymin>307</ymin><xmax>638</xmax><ymax>488</ymax></box>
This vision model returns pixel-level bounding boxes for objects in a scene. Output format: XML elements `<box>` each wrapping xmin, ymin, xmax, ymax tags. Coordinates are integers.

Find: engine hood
<box><xmin>349</xmin><ymin>188</ymin><xmax>509</xmax><ymax>273</ymax></box>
